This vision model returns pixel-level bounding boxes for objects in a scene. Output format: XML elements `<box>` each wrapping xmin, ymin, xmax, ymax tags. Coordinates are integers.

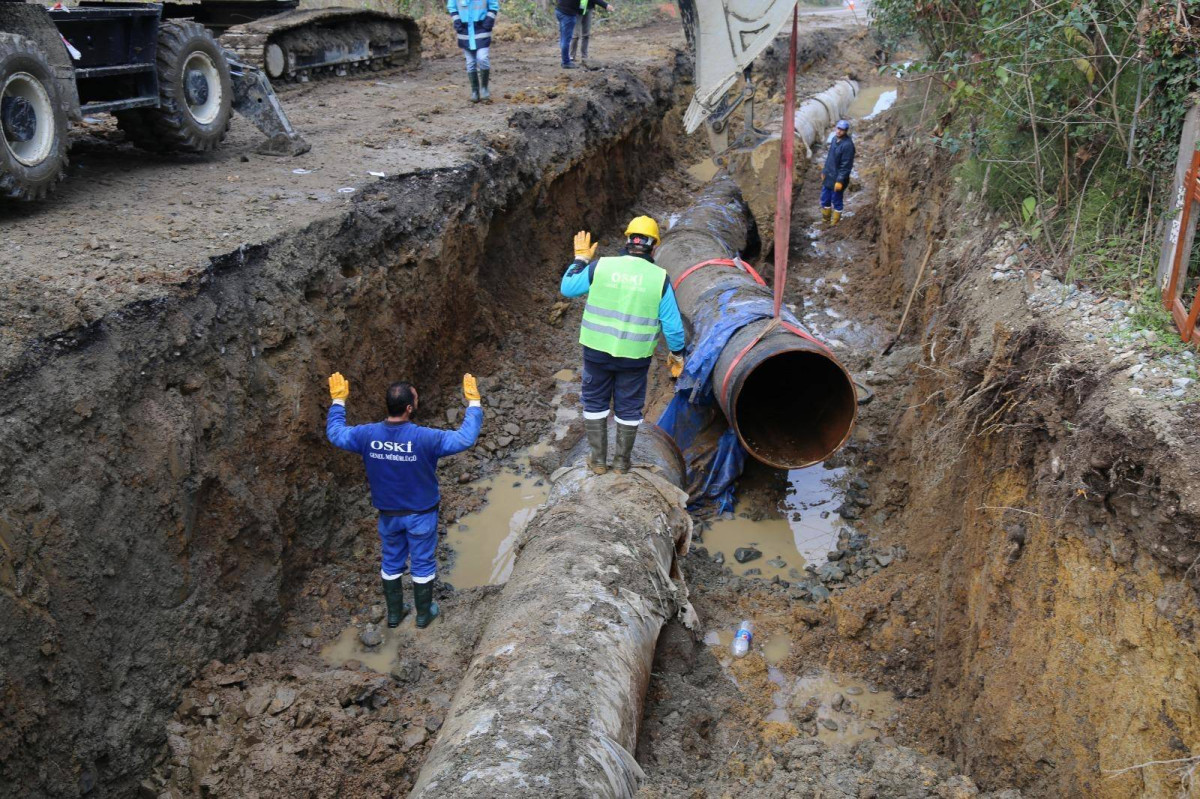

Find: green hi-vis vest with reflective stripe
<box><xmin>579</xmin><ymin>255</ymin><xmax>667</xmax><ymax>359</ymax></box>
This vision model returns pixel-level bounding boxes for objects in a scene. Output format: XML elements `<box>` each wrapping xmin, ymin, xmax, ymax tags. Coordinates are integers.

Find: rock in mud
<box><xmin>837</xmin><ymin>503</ymin><xmax>861</xmax><ymax>520</ymax></box>
<box><xmin>809</xmin><ymin>583</ymin><xmax>832</xmax><ymax>602</ymax></box>
<box><xmin>244</xmin><ymin>684</ymin><xmax>274</xmax><ymax>717</ymax></box>
<box><xmin>820</xmin><ymin>718</ymin><xmax>839</xmax><ymax>731</ymax></box>
<box><xmin>390</xmin><ymin>658</ymin><xmax>422</xmax><ymax>684</ymax></box>
<box><xmin>268</xmin><ymin>687</ymin><xmax>297</xmax><ymax>715</ymax></box>
<box><xmin>817</xmin><ymin>562</ymin><xmax>846</xmax><ymax>583</ymax></box>
<box><xmin>767</xmin><ymin>557</ymin><xmax>787</xmax><ymax>569</ymax></box>
<box><xmin>712</xmin><ymin>551</ymin><xmax>725</xmax><ymax>565</ymax></box>
<box><xmin>401</xmin><ymin>727</ymin><xmax>428</xmax><ymax>752</ymax></box>
<box><xmin>734</xmin><ymin>547</ymin><xmax>762</xmax><ymax>564</ymax></box>
<box><xmin>359</xmin><ymin>625</ymin><xmax>384</xmax><ymax>648</ymax></box>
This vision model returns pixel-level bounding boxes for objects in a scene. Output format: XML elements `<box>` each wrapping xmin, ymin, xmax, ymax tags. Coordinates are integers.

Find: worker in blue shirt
<box><xmin>326</xmin><ymin>372</ymin><xmax>483</xmax><ymax>629</ymax></box>
<box><xmin>561</xmin><ymin>216</ymin><xmax>686</xmax><ymax>474</ymax></box>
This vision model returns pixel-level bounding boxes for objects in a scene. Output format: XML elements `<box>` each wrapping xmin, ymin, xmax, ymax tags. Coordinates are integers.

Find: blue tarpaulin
<box><xmin>657</xmin><ymin>282</ymin><xmax>808</xmax><ymax>513</ymax></box>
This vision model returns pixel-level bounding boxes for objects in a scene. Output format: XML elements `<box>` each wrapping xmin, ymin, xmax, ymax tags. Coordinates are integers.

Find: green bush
<box><xmin>872</xmin><ymin>0</ymin><xmax>1200</xmax><ymax>297</ymax></box>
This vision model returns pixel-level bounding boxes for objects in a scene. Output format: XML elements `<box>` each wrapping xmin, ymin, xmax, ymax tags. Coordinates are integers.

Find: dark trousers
<box><xmin>582</xmin><ymin>358</ymin><xmax>649</xmax><ymax>423</ymax></box>
<box><xmin>555</xmin><ymin>9</ymin><xmax>577</xmax><ymax>66</ymax></box>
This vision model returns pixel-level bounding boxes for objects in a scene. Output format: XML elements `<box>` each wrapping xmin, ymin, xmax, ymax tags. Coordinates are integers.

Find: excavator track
<box><xmin>218</xmin><ymin>7</ymin><xmax>420</xmax><ymax>83</ymax></box>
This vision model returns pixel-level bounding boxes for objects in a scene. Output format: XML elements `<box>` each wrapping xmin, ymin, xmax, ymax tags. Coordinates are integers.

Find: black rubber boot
<box><xmin>585</xmin><ymin>417</ymin><xmax>608</xmax><ymax>475</ymax></box>
<box><xmin>479</xmin><ymin>69</ymin><xmax>491</xmax><ymax>101</ymax></box>
<box><xmin>381</xmin><ymin>576</ymin><xmax>410</xmax><ymax>628</ymax></box>
<box><xmin>468</xmin><ymin>71</ymin><xmax>480</xmax><ymax>103</ymax></box>
<box><xmin>413</xmin><ymin>581</ymin><xmax>440</xmax><ymax>628</ymax></box>
<box><xmin>611</xmin><ymin>423</ymin><xmax>638</xmax><ymax>474</ymax></box>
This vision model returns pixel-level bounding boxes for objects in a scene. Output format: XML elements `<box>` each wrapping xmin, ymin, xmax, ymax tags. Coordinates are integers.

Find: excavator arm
<box><xmin>677</xmin><ymin>0</ymin><xmax>798</xmax><ymax>136</ymax></box>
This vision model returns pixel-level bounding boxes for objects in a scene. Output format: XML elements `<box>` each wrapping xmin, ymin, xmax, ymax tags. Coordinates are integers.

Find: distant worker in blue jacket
<box><xmin>821</xmin><ymin>119</ymin><xmax>855</xmax><ymax>226</ymax></box>
<box><xmin>561</xmin><ymin>216</ymin><xmax>686</xmax><ymax>474</ymax></box>
<box><xmin>448</xmin><ymin>0</ymin><xmax>498</xmax><ymax>102</ymax></box>
<box><xmin>326</xmin><ymin>372</ymin><xmax>483</xmax><ymax>629</ymax></box>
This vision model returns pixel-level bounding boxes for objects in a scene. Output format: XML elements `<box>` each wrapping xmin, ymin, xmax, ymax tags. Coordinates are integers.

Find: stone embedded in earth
<box><xmin>817</xmin><ymin>562</ymin><xmax>845</xmax><ymax>583</ymax></box>
<box><xmin>809</xmin><ymin>583</ymin><xmax>832</xmax><ymax>602</ymax></box>
<box><xmin>821</xmin><ymin>718</ymin><xmax>839</xmax><ymax>731</ymax></box>
<box><xmin>391</xmin><ymin>658</ymin><xmax>422</xmax><ymax>684</ymax></box>
<box><xmin>401</xmin><ymin>727</ymin><xmax>428</xmax><ymax>752</ymax></box>
<box><xmin>359</xmin><ymin>625</ymin><xmax>384</xmax><ymax>647</ymax></box>
<box><xmin>243</xmin><ymin>684</ymin><xmax>274</xmax><ymax>717</ymax></box>
<box><xmin>712</xmin><ymin>551</ymin><xmax>725</xmax><ymax>565</ymax></box>
<box><xmin>268</xmin><ymin>687</ymin><xmax>297</xmax><ymax>715</ymax></box>
<box><xmin>734</xmin><ymin>547</ymin><xmax>762</xmax><ymax>564</ymax></box>
<box><xmin>767</xmin><ymin>557</ymin><xmax>787</xmax><ymax>569</ymax></box>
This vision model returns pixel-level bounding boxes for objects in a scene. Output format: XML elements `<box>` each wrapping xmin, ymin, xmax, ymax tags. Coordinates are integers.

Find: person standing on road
<box><xmin>570</xmin><ymin>0</ymin><xmax>615</xmax><ymax>69</ymax></box>
<box><xmin>555</xmin><ymin>0</ymin><xmax>579</xmax><ymax>69</ymax></box>
<box><xmin>560</xmin><ymin>216</ymin><xmax>686</xmax><ymax>474</ymax></box>
<box><xmin>326</xmin><ymin>372</ymin><xmax>483</xmax><ymax>629</ymax></box>
<box><xmin>820</xmin><ymin>119</ymin><xmax>855</xmax><ymax>226</ymax></box>
<box><xmin>448</xmin><ymin>0</ymin><xmax>498</xmax><ymax>102</ymax></box>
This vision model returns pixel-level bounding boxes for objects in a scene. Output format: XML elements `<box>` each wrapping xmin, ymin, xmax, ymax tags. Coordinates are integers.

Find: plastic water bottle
<box><xmin>731</xmin><ymin>621</ymin><xmax>753</xmax><ymax>658</ymax></box>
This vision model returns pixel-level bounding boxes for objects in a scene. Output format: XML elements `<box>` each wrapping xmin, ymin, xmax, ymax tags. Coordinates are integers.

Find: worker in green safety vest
<box><xmin>560</xmin><ymin>216</ymin><xmax>687</xmax><ymax>474</ymax></box>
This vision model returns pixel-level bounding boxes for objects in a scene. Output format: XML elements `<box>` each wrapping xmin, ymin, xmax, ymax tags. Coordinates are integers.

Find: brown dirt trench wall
<box><xmin>0</xmin><ymin>57</ymin><xmax>687</xmax><ymax>796</ymax></box>
<box><xmin>862</xmin><ymin>133</ymin><xmax>1200</xmax><ymax>798</ymax></box>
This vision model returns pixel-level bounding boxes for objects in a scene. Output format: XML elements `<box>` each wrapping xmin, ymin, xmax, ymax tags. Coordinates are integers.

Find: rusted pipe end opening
<box><xmin>732</xmin><ymin>349</ymin><xmax>857</xmax><ymax>469</ymax></box>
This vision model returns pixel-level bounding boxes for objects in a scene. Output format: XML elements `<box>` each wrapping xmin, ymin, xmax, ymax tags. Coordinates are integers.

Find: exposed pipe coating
<box><xmin>410</xmin><ymin>427</ymin><xmax>692</xmax><ymax>798</ymax></box>
<box><xmin>659</xmin><ymin>173</ymin><xmax>857</xmax><ymax>468</ymax></box>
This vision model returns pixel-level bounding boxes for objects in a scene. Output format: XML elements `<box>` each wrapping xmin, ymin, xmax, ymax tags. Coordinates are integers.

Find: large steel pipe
<box><xmin>659</xmin><ymin>173</ymin><xmax>857</xmax><ymax>468</ymax></box>
<box><xmin>410</xmin><ymin>426</ymin><xmax>692</xmax><ymax>798</ymax></box>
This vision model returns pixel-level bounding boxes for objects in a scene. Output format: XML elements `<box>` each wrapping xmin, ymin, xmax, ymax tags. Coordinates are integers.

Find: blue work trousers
<box><xmin>556</xmin><ymin>9</ymin><xmax>577</xmax><ymax>66</ymax></box>
<box><xmin>378</xmin><ymin>510</ymin><xmax>439</xmax><ymax>582</ymax></box>
<box><xmin>820</xmin><ymin>185</ymin><xmax>844</xmax><ymax>212</ymax></box>
<box><xmin>582</xmin><ymin>359</ymin><xmax>649</xmax><ymax>423</ymax></box>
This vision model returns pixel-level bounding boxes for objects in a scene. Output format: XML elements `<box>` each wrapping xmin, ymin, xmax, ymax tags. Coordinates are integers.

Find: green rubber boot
<box><xmin>468</xmin><ymin>71</ymin><xmax>480</xmax><ymax>103</ymax></box>
<box><xmin>479</xmin><ymin>69</ymin><xmax>491</xmax><ymax>101</ymax></box>
<box><xmin>381</xmin><ymin>576</ymin><xmax>410</xmax><ymax>628</ymax></box>
<box><xmin>413</xmin><ymin>581</ymin><xmax>440</xmax><ymax>629</ymax></box>
<box><xmin>611</xmin><ymin>423</ymin><xmax>638</xmax><ymax>474</ymax></box>
<box><xmin>585</xmin><ymin>417</ymin><xmax>608</xmax><ymax>474</ymax></box>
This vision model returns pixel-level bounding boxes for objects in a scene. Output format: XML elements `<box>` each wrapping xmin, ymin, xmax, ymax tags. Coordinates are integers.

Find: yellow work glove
<box><xmin>834</xmin><ymin>182</ymin><xmax>844</xmax><ymax>192</ymax></box>
<box><xmin>328</xmin><ymin>372</ymin><xmax>350</xmax><ymax>403</ymax></box>
<box><xmin>463</xmin><ymin>373</ymin><xmax>481</xmax><ymax>404</ymax></box>
<box><xmin>667</xmin><ymin>353</ymin><xmax>685</xmax><ymax>380</ymax></box>
<box><xmin>574</xmin><ymin>230</ymin><xmax>598</xmax><ymax>261</ymax></box>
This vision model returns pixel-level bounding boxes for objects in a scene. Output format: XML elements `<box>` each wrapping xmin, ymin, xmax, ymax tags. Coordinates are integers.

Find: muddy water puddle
<box><xmin>445</xmin><ymin>368</ymin><xmax>577</xmax><ymax>588</ymax></box>
<box><xmin>702</xmin><ymin>465</ymin><xmax>847</xmax><ymax>576</ymax></box>
<box><xmin>703</xmin><ymin>625</ymin><xmax>897</xmax><ymax>743</ymax></box>
<box><xmin>321</xmin><ymin>625</ymin><xmax>406</xmax><ymax>672</ymax></box>
<box><xmin>848</xmin><ymin>84</ymin><xmax>898</xmax><ymax>120</ymax></box>
<box><xmin>687</xmin><ymin>159</ymin><xmax>720</xmax><ymax>182</ymax></box>
<box><xmin>444</xmin><ymin>464</ymin><xmax>549</xmax><ymax>589</ymax></box>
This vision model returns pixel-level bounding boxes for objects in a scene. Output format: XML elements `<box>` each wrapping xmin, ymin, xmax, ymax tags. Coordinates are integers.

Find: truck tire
<box><xmin>127</xmin><ymin>21</ymin><xmax>233</xmax><ymax>153</ymax></box>
<box><xmin>0</xmin><ymin>33</ymin><xmax>68</xmax><ymax>201</ymax></box>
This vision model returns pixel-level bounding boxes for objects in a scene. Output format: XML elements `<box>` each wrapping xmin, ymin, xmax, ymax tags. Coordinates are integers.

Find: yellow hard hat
<box><xmin>624</xmin><ymin>215</ymin><xmax>660</xmax><ymax>243</ymax></box>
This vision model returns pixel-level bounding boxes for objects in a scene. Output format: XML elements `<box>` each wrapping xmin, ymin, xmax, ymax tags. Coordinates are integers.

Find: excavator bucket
<box><xmin>227</xmin><ymin>55</ymin><xmax>311</xmax><ymax>156</ymax></box>
<box><xmin>677</xmin><ymin>0</ymin><xmax>799</xmax><ymax>134</ymax></box>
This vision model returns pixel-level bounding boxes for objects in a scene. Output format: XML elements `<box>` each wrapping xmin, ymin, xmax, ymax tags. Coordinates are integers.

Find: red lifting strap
<box><xmin>673</xmin><ymin>258</ymin><xmax>766</xmax><ymax>291</ymax></box>
<box><xmin>719</xmin><ymin>317</ymin><xmax>833</xmax><ymax>403</ymax></box>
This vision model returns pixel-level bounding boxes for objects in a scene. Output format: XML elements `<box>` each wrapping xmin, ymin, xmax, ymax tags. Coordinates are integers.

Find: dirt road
<box><xmin>0</xmin><ymin>25</ymin><xmax>684</xmax><ymax>374</ymax></box>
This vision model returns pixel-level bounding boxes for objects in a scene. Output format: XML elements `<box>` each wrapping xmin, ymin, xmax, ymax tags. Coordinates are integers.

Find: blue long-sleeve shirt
<box><xmin>327</xmin><ymin>403</ymin><xmax>482</xmax><ymax>514</ymax></box>
<box><xmin>560</xmin><ymin>252</ymin><xmax>687</xmax><ymax>363</ymax></box>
